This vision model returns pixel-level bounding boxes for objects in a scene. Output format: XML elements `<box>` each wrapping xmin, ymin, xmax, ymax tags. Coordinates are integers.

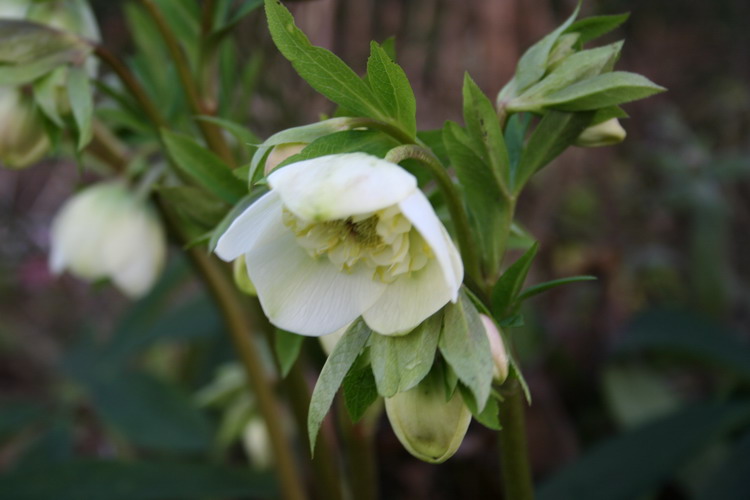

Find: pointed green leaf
<box><xmin>196</xmin><ymin>116</ymin><xmax>261</xmax><ymax>146</ymax></box>
<box><xmin>33</xmin><ymin>67</ymin><xmax>65</xmax><ymax>127</ymax></box>
<box><xmin>514</xmin><ymin>110</ymin><xmax>593</xmax><ymax>192</ymax></box>
<box><xmin>162</xmin><ymin>129</ymin><xmax>247</xmax><ymax>204</ymax></box>
<box><xmin>67</xmin><ymin>66</ymin><xmax>93</xmax><ymax>150</ymax></box>
<box><xmin>439</xmin><ymin>291</ymin><xmax>493</xmax><ymax>411</ymax></box>
<box><xmin>275</xmin><ymin>330</ymin><xmax>304</xmax><ymax>378</ymax></box>
<box><xmin>157</xmin><ymin>185</ymin><xmax>229</xmax><ymax>228</ymax></box>
<box><xmin>308</xmin><ymin>320</ymin><xmax>371</xmax><ymax>451</ymax></box>
<box><xmin>369</xmin><ymin>314</ymin><xmax>441</xmax><ymax>397</ymax></box>
<box><xmin>264</xmin><ymin>0</ymin><xmax>383</xmax><ymax>122</ymax></box>
<box><xmin>518</xmin><ymin>275</ymin><xmax>597</xmax><ymax>302</ymax></box>
<box><xmin>366</xmin><ymin>41</ymin><xmax>416</xmax><ymax>137</ymax></box>
<box><xmin>343</xmin><ymin>353</ymin><xmax>379</xmax><ymax>422</ymax></box>
<box><xmin>542</xmin><ymin>71</ymin><xmax>666</xmax><ymax>111</ymax></box>
<box><xmin>459</xmin><ymin>384</ymin><xmax>501</xmax><ymax>430</ymax></box>
<box><xmin>491</xmin><ymin>242</ymin><xmax>538</xmax><ymax>319</ymax></box>
<box><xmin>566</xmin><ymin>13</ymin><xmax>630</xmax><ymax>46</ymax></box>
<box><xmin>462</xmin><ymin>73</ymin><xmax>510</xmax><ymax>192</ymax></box>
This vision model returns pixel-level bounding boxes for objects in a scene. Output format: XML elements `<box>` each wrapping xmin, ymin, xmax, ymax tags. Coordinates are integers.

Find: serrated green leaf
<box><xmin>439</xmin><ymin>291</ymin><xmax>493</xmax><ymax>411</ymax></box>
<box><xmin>443</xmin><ymin>120</ymin><xmax>510</xmax><ymax>275</ymax></box>
<box><xmin>517</xmin><ymin>275</ymin><xmax>596</xmax><ymax>302</ymax></box>
<box><xmin>491</xmin><ymin>242</ymin><xmax>538</xmax><ymax>319</ymax></box>
<box><xmin>541</xmin><ymin>71</ymin><xmax>666</xmax><ymax>111</ymax></box>
<box><xmin>366</xmin><ymin>41</ymin><xmax>416</xmax><ymax>137</ymax></box>
<box><xmin>566</xmin><ymin>13</ymin><xmax>630</xmax><ymax>46</ymax></box>
<box><xmin>308</xmin><ymin>320</ymin><xmax>371</xmax><ymax>452</ymax></box>
<box><xmin>275</xmin><ymin>330</ymin><xmax>304</xmax><ymax>378</ymax></box>
<box><xmin>512</xmin><ymin>41</ymin><xmax>624</xmax><ymax>111</ymax></box>
<box><xmin>616</xmin><ymin>309</ymin><xmax>750</xmax><ymax>383</ymax></box>
<box><xmin>506</xmin><ymin>3</ymin><xmax>581</xmax><ymax>96</ymax></box>
<box><xmin>514</xmin><ymin>111</ymin><xmax>593</xmax><ymax>192</ymax></box>
<box><xmin>162</xmin><ymin>129</ymin><xmax>247</xmax><ymax>204</ymax></box>
<box><xmin>538</xmin><ymin>401</ymin><xmax>750</xmax><ymax>500</ymax></box>
<box><xmin>369</xmin><ymin>314</ymin><xmax>441</xmax><ymax>397</ymax></box>
<box><xmin>264</xmin><ymin>0</ymin><xmax>383</xmax><ymax>122</ymax></box>
<box><xmin>343</xmin><ymin>354</ymin><xmax>379</xmax><ymax>422</ymax></box>
<box><xmin>0</xmin><ymin>460</ymin><xmax>276</xmax><ymax>500</ymax></box>
<box><xmin>462</xmin><ymin>73</ymin><xmax>510</xmax><ymax>193</ymax></box>
<box><xmin>67</xmin><ymin>66</ymin><xmax>93</xmax><ymax>150</ymax></box>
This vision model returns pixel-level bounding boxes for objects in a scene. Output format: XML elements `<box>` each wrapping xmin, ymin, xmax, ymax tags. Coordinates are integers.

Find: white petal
<box><xmin>108</xmin><ymin>213</ymin><xmax>166</xmax><ymax>297</ymax></box>
<box><xmin>398</xmin><ymin>190</ymin><xmax>463</xmax><ymax>301</ymax></box>
<box><xmin>246</xmin><ymin>229</ymin><xmax>387</xmax><ymax>336</ymax></box>
<box><xmin>215</xmin><ymin>191</ymin><xmax>284</xmax><ymax>261</ymax></box>
<box><xmin>268</xmin><ymin>153</ymin><xmax>417</xmax><ymax>222</ymax></box>
<box><xmin>362</xmin><ymin>257</ymin><xmax>455</xmax><ymax>335</ymax></box>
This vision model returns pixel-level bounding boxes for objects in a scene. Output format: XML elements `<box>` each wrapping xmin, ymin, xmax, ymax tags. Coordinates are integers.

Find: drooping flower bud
<box><xmin>574</xmin><ymin>118</ymin><xmax>627</xmax><ymax>148</ymax></box>
<box><xmin>480</xmin><ymin>314</ymin><xmax>509</xmax><ymax>384</ymax></box>
<box><xmin>263</xmin><ymin>142</ymin><xmax>307</xmax><ymax>176</ymax></box>
<box><xmin>385</xmin><ymin>368</ymin><xmax>471</xmax><ymax>463</ymax></box>
<box><xmin>49</xmin><ymin>182</ymin><xmax>167</xmax><ymax>298</ymax></box>
<box><xmin>0</xmin><ymin>88</ymin><xmax>50</xmax><ymax>169</ymax></box>
<box><xmin>233</xmin><ymin>255</ymin><xmax>257</xmax><ymax>296</ymax></box>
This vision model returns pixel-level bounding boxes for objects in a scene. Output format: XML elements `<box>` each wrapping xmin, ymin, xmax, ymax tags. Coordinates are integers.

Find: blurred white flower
<box><xmin>0</xmin><ymin>88</ymin><xmax>50</xmax><ymax>169</ymax></box>
<box><xmin>216</xmin><ymin>152</ymin><xmax>463</xmax><ymax>336</ymax></box>
<box><xmin>49</xmin><ymin>182</ymin><xmax>167</xmax><ymax>298</ymax></box>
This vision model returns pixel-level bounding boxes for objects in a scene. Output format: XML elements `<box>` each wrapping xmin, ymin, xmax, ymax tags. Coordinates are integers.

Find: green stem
<box><xmin>140</xmin><ymin>0</ymin><xmax>235</xmax><ymax>166</ymax></box>
<box><xmin>338</xmin><ymin>408</ymin><xmax>379</xmax><ymax>500</ymax></box>
<box><xmin>498</xmin><ymin>380</ymin><xmax>534</xmax><ymax>500</ymax></box>
<box><xmin>384</xmin><ymin>144</ymin><xmax>483</xmax><ymax>292</ymax></box>
<box><xmin>349</xmin><ymin>117</ymin><xmax>418</xmax><ymax>146</ymax></box>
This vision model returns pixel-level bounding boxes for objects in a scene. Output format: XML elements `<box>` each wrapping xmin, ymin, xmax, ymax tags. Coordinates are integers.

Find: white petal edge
<box><xmin>398</xmin><ymin>190</ymin><xmax>463</xmax><ymax>301</ymax></box>
<box><xmin>362</xmin><ymin>257</ymin><xmax>455</xmax><ymax>335</ymax></box>
<box><xmin>268</xmin><ymin>153</ymin><xmax>417</xmax><ymax>222</ymax></box>
<box><xmin>215</xmin><ymin>191</ymin><xmax>284</xmax><ymax>261</ymax></box>
<box><xmin>245</xmin><ymin>229</ymin><xmax>387</xmax><ymax>336</ymax></box>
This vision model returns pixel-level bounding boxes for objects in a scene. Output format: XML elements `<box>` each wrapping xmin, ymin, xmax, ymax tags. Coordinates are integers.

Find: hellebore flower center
<box><xmin>283</xmin><ymin>204</ymin><xmax>432</xmax><ymax>284</ymax></box>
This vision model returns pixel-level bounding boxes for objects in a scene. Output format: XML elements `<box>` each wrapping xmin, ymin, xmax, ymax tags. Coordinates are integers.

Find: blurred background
<box><xmin>1</xmin><ymin>0</ymin><xmax>749</xmax><ymax>499</ymax></box>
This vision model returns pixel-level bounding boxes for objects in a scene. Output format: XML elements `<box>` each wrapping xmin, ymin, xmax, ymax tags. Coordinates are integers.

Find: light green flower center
<box><xmin>283</xmin><ymin>205</ymin><xmax>432</xmax><ymax>283</ymax></box>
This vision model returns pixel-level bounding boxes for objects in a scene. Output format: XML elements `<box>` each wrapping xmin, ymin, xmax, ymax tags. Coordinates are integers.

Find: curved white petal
<box><xmin>268</xmin><ymin>153</ymin><xmax>417</xmax><ymax>222</ymax></box>
<box><xmin>246</xmin><ymin>229</ymin><xmax>387</xmax><ymax>336</ymax></box>
<box><xmin>107</xmin><ymin>212</ymin><xmax>166</xmax><ymax>298</ymax></box>
<box><xmin>215</xmin><ymin>191</ymin><xmax>284</xmax><ymax>261</ymax></box>
<box><xmin>362</xmin><ymin>257</ymin><xmax>455</xmax><ymax>335</ymax></box>
<box><xmin>398</xmin><ymin>190</ymin><xmax>463</xmax><ymax>301</ymax></box>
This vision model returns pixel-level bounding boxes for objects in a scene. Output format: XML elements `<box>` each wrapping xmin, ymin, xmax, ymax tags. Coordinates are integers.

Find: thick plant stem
<box><xmin>188</xmin><ymin>252</ymin><xmax>308</xmax><ymax>500</ymax></box>
<box><xmin>498</xmin><ymin>380</ymin><xmax>534</xmax><ymax>500</ymax></box>
<box><xmin>338</xmin><ymin>409</ymin><xmax>379</xmax><ymax>500</ymax></box>
<box><xmin>140</xmin><ymin>0</ymin><xmax>235</xmax><ymax>166</ymax></box>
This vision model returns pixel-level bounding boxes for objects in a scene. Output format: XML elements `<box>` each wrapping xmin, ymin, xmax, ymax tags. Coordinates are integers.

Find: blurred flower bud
<box><xmin>0</xmin><ymin>88</ymin><xmax>50</xmax><ymax>169</ymax></box>
<box><xmin>264</xmin><ymin>142</ymin><xmax>307</xmax><ymax>176</ymax></box>
<box><xmin>233</xmin><ymin>255</ymin><xmax>257</xmax><ymax>296</ymax></box>
<box><xmin>480</xmin><ymin>314</ymin><xmax>509</xmax><ymax>384</ymax></box>
<box><xmin>242</xmin><ymin>417</ymin><xmax>273</xmax><ymax>470</ymax></box>
<box><xmin>385</xmin><ymin>369</ymin><xmax>471</xmax><ymax>463</ymax></box>
<box><xmin>574</xmin><ymin>118</ymin><xmax>627</xmax><ymax>147</ymax></box>
<box><xmin>49</xmin><ymin>182</ymin><xmax>167</xmax><ymax>298</ymax></box>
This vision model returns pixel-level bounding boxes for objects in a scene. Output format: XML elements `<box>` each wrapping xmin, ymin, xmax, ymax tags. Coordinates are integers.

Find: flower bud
<box><xmin>0</xmin><ymin>88</ymin><xmax>50</xmax><ymax>169</ymax></box>
<box><xmin>385</xmin><ymin>369</ymin><xmax>471</xmax><ymax>463</ymax></box>
<box><xmin>480</xmin><ymin>314</ymin><xmax>509</xmax><ymax>384</ymax></box>
<box><xmin>233</xmin><ymin>255</ymin><xmax>257</xmax><ymax>296</ymax></box>
<box><xmin>263</xmin><ymin>142</ymin><xmax>307</xmax><ymax>176</ymax></box>
<box><xmin>574</xmin><ymin>118</ymin><xmax>627</xmax><ymax>148</ymax></box>
<box><xmin>49</xmin><ymin>182</ymin><xmax>167</xmax><ymax>298</ymax></box>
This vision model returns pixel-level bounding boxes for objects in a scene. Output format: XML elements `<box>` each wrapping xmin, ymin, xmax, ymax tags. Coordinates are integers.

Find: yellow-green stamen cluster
<box><xmin>283</xmin><ymin>205</ymin><xmax>432</xmax><ymax>283</ymax></box>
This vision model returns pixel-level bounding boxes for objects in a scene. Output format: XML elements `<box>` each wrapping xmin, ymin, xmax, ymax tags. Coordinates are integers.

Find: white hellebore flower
<box><xmin>49</xmin><ymin>182</ymin><xmax>167</xmax><ymax>298</ymax></box>
<box><xmin>216</xmin><ymin>152</ymin><xmax>463</xmax><ymax>336</ymax></box>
